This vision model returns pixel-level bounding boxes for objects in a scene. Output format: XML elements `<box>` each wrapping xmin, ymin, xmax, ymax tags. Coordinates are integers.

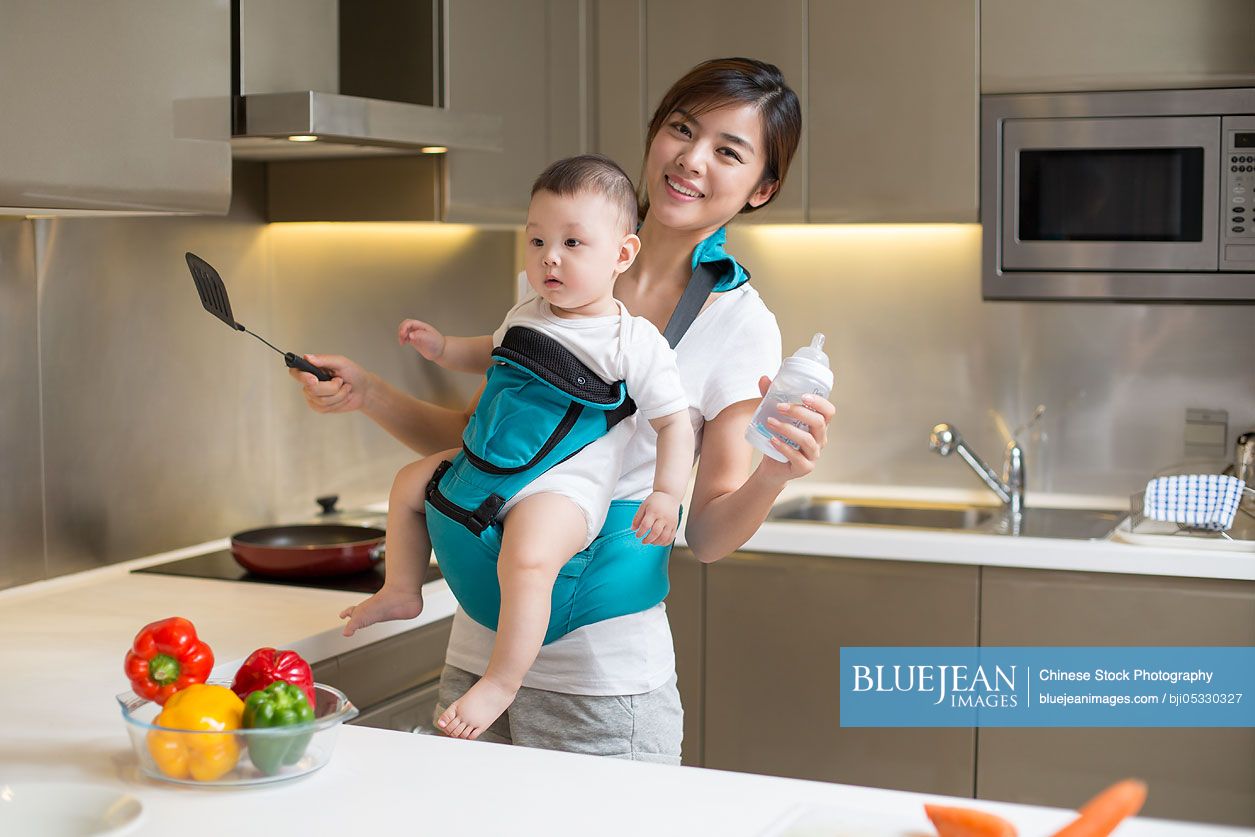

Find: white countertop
<box><xmin>679</xmin><ymin>482</ymin><xmax>1255</xmax><ymax>582</ymax></box>
<box><xmin>1</xmin><ymin>534</ymin><xmax>1251</xmax><ymax>836</ymax></box>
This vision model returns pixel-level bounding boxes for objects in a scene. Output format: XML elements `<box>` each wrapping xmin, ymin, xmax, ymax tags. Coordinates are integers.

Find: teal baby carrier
<box><xmin>426</xmin><ymin>227</ymin><xmax>750</xmax><ymax>644</ymax></box>
<box><xmin>425</xmin><ymin>323</ymin><xmax>637</xmax><ymax>538</ymax></box>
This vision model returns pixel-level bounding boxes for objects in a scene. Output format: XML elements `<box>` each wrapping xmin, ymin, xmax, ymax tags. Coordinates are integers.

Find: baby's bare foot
<box><xmin>436</xmin><ymin>677</ymin><xmax>518</xmax><ymax>740</ymax></box>
<box><xmin>339</xmin><ymin>587</ymin><xmax>424</xmax><ymax>637</ymax></box>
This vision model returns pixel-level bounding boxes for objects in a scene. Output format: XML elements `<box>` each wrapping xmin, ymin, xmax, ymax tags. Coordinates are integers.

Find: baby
<box><xmin>339</xmin><ymin>154</ymin><xmax>694</xmax><ymax>740</ymax></box>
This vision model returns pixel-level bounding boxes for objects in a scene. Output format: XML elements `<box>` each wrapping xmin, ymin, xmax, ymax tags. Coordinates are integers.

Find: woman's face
<box><xmin>643</xmin><ymin>101</ymin><xmax>779</xmax><ymax>233</ymax></box>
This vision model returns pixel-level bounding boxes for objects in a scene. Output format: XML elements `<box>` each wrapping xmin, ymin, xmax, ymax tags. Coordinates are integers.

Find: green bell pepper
<box><xmin>242</xmin><ymin>681</ymin><xmax>316</xmax><ymax>775</ymax></box>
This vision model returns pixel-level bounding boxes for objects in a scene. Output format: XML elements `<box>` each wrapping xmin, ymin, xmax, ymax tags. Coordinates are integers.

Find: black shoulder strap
<box><xmin>661</xmin><ymin>261</ymin><xmax>720</xmax><ymax>349</ymax></box>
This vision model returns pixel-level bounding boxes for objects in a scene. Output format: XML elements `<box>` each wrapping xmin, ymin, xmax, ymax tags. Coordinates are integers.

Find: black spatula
<box><xmin>185</xmin><ymin>252</ymin><xmax>333</xmax><ymax>381</ymax></box>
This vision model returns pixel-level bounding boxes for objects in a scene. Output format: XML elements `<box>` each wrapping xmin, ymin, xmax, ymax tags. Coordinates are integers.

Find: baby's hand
<box><xmin>398</xmin><ymin>319</ymin><xmax>446</xmax><ymax>362</ymax></box>
<box><xmin>631</xmin><ymin>491</ymin><xmax>680</xmax><ymax>546</ymax></box>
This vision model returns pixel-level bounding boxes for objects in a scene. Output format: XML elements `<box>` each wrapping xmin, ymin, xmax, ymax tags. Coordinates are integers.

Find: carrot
<box><xmin>924</xmin><ymin>803</ymin><xmax>1018</xmax><ymax>837</ymax></box>
<box><xmin>1051</xmin><ymin>779</ymin><xmax>1148</xmax><ymax>837</ymax></box>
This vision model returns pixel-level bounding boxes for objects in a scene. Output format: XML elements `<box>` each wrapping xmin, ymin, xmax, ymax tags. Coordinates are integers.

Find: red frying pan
<box><xmin>230</xmin><ymin>524</ymin><xmax>385</xmax><ymax>578</ymax></box>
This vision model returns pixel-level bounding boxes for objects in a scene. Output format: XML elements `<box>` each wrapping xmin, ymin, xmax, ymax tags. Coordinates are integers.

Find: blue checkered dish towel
<box><xmin>1143</xmin><ymin>474</ymin><xmax>1247</xmax><ymax>531</ymax></box>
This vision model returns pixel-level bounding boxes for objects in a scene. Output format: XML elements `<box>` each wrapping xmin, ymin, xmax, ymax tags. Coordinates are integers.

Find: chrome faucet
<box><xmin>929</xmin><ymin>423</ymin><xmax>1025</xmax><ymax>521</ymax></box>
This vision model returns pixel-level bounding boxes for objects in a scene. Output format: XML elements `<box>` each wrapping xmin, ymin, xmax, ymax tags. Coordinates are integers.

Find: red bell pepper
<box><xmin>230</xmin><ymin>647</ymin><xmax>316</xmax><ymax>708</ymax></box>
<box><xmin>123</xmin><ymin>616</ymin><xmax>215</xmax><ymax>705</ymax></box>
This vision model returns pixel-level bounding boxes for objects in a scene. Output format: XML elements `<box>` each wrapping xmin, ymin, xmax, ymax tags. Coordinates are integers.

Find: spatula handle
<box><xmin>285</xmin><ymin>352</ymin><xmax>334</xmax><ymax>382</ymax></box>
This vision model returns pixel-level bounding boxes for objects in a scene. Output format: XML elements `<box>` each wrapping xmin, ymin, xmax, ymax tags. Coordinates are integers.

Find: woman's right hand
<box><xmin>287</xmin><ymin>354</ymin><xmax>371</xmax><ymax>414</ymax></box>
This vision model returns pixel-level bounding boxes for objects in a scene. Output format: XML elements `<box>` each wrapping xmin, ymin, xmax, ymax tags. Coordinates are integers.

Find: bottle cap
<box><xmin>792</xmin><ymin>333</ymin><xmax>829</xmax><ymax>368</ymax></box>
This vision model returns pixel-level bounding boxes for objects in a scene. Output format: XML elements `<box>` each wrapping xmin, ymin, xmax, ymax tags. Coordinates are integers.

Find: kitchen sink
<box><xmin>767</xmin><ymin>496</ymin><xmax>1123</xmax><ymax>540</ymax></box>
<box><xmin>768</xmin><ymin>497</ymin><xmax>997</xmax><ymax>531</ymax></box>
<box><xmin>984</xmin><ymin>506</ymin><xmax>1125</xmax><ymax>540</ymax></box>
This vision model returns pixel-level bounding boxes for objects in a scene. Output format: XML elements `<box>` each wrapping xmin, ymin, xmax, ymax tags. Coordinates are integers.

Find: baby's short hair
<box><xmin>530</xmin><ymin>154</ymin><xmax>638</xmax><ymax>234</ymax></box>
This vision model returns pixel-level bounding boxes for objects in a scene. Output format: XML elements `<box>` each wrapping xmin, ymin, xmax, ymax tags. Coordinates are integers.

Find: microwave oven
<box><xmin>982</xmin><ymin>88</ymin><xmax>1255</xmax><ymax>302</ymax></box>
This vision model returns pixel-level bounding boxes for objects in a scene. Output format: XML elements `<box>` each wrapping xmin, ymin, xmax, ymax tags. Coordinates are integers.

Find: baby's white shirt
<box><xmin>491</xmin><ymin>292</ymin><xmax>688</xmax><ymax>421</ymax></box>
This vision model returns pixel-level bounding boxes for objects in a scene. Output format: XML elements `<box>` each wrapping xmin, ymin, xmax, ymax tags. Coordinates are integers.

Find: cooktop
<box><xmin>134</xmin><ymin>549</ymin><xmax>441</xmax><ymax>595</ymax></box>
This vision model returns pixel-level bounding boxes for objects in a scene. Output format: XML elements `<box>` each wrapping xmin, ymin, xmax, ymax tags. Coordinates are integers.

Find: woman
<box><xmin>290</xmin><ymin>58</ymin><xmax>834</xmax><ymax>764</ymax></box>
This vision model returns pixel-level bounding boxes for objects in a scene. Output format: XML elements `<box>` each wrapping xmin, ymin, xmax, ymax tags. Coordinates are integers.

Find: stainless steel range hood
<box><xmin>232</xmin><ymin>90</ymin><xmax>502</xmax><ymax>160</ymax></box>
<box><xmin>230</xmin><ymin>0</ymin><xmax>502</xmax><ymax>161</ymax></box>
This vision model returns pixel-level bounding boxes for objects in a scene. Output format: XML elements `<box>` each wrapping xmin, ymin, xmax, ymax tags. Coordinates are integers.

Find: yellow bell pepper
<box><xmin>146</xmin><ymin>683</ymin><xmax>244</xmax><ymax>781</ymax></box>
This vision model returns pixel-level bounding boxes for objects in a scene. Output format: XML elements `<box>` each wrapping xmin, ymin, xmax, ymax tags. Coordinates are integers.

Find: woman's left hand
<box><xmin>755</xmin><ymin>375</ymin><xmax>835</xmax><ymax>482</ymax></box>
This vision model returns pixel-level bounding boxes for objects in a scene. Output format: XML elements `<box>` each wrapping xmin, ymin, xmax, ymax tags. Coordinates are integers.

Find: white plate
<box><xmin>1111</xmin><ymin>517</ymin><xmax>1255</xmax><ymax>553</ymax></box>
<box><xmin>0</xmin><ymin>782</ymin><xmax>143</xmax><ymax>836</ymax></box>
<box><xmin>759</xmin><ymin>803</ymin><xmax>934</xmax><ymax>837</ymax></box>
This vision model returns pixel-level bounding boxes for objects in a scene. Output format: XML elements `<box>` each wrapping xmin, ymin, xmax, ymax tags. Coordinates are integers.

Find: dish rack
<box><xmin>1123</xmin><ymin>484</ymin><xmax>1255</xmax><ymax>546</ymax></box>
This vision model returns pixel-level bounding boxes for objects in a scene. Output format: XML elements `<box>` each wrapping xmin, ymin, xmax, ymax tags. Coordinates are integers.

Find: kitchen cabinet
<box><xmin>668</xmin><ymin>547</ymin><xmax>705</xmax><ymax>765</ymax></box>
<box><xmin>352</xmin><ymin>681</ymin><xmax>443</xmax><ymax>734</ymax></box>
<box><xmin>982</xmin><ymin>0</ymin><xmax>1255</xmax><ymax>94</ymax></box>
<box><xmin>596</xmin><ymin>0</ymin><xmax>974</xmax><ymax>223</ymax></box>
<box><xmin>443</xmin><ymin>0</ymin><xmax>594</xmax><ymax>223</ymax></box>
<box><xmin>807</xmin><ymin>0</ymin><xmax>978</xmax><ymax>222</ymax></box>
<box><xmin>0</xmin><ymin>0</ymin><xmax>232</xmax><ymax>215</ymax></box>
<box><xmin>312</xmin><ymin>617</ymin><xmax>453</xmax><ymax>732</ymax></box>
<box><xmin>702</xmin><ymin>551</ymin><xmax>979</xmax><ymax>797</ymax></box>
<box><xmin>977</xmin><ymin>567</ymin><xmax>1255</xmax><ymax>827</ymax></box>
<box><xmin>594</xmin><ymin>0</ymin><xmax>648</xmax><ymax>195</ymax></box>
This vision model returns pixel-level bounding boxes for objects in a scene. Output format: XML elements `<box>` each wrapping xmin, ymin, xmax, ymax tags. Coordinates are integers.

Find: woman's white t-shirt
<box><xmin>444</xmin><ymin>283</ymin><xmax>783</xmax><ymax>696</ymax></box>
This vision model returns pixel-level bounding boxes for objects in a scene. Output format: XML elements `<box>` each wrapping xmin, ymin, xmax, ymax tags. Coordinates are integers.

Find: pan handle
<box><xmin>369</xmin><ymin>543</ymin><xmax>386</xmax><ymax>563</ymax></box>
<box><xmin>285</xmin><ymin>352</ymin><xmax>334</xmax><ymax>382</ymax></box>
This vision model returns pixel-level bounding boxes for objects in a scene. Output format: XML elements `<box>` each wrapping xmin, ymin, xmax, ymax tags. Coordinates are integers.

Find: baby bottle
<box><xmin>746</xmin><ymin>333</ymin><xmax>833</xmax><ymax>463</ymax></box>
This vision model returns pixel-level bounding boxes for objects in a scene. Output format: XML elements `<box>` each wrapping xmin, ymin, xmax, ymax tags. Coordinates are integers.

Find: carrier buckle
<box><xmin>468</xmin><ymin>494</ymin><xmax>506</xmax><ymax>535</ymax></box>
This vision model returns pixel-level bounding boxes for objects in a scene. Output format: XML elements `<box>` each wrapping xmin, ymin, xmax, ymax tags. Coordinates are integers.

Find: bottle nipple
<box><xmin>794</xmin><ymin>333</ymin><xmax>829</xmax><ymax>367</ymax></box>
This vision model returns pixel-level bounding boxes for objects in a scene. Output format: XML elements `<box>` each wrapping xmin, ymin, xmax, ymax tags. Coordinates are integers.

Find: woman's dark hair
<box><xmin>642</xmin><ymin>57</ymin><xmax>802</xmax><ymax>218</ymax></box>
<box><xmin>531</xmin><ymin>153</ymin><xmax>639</xmax><ymax>233</ymax></box>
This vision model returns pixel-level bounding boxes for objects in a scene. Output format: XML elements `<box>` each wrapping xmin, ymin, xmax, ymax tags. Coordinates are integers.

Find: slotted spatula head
<box><xmin>182</xmin><ymin>251</ymin><xmax>334</xmax><ymax>382</ymax></box>
<box><xmin>186</xmin><ymin>252</ymin><xmax>241</xmax><ymax>330</ymax></box>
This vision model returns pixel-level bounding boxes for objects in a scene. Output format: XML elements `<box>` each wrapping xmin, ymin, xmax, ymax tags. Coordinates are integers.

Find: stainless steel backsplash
<box><xmin>0</xmin><ymin>165</ymin><xmax>515</xmax><ymax>588</ymax></box>
<box><xmin>730</xmin><ymin>224</ymin><xmax>1255</xmax><ymax>498</ymax></box>
<box><xmin>0</xmin><ymin>220</ymin><xmax>44</xmax><ymax>589</ymax></box>
<box><xmin>2</xmin><ymin>194</ymin><xmax>1253</xmax><ymax>590</ymax></box>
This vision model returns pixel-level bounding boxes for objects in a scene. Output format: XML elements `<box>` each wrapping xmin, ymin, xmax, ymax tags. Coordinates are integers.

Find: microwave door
<box><xmin>1000</xmin><ymin>116</ymin><xmax>1221</xmax><ymax>272</ymax></box>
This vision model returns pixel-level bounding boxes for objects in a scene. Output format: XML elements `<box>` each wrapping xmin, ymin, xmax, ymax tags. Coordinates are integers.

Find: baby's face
<box><xmin>524</xmin><ymin>190</ymin><xmax>631</xmax><ymax>311</ymax></box>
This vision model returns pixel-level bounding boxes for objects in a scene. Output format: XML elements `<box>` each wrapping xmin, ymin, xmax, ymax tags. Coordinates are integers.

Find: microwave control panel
<box><xmin>1221</xmin><ymin>115</ymin><xmax>1255</xmax><ymax>268</ymax></box>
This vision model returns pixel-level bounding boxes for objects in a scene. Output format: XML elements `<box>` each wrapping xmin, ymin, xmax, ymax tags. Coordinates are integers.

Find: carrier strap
<box><xmin>494</xmin><ymin>326</ymin><xmax>625</xmax><ymax>408</ymax></box>
<box><xmin>426</xmin><ymin>460</ymin><xmax>504</xmax><ymax>536</ymax></box>
<box><xmin>661</xmin><ymin>261</ymin><xmax>720</xmax><ymax>350</ymax></box>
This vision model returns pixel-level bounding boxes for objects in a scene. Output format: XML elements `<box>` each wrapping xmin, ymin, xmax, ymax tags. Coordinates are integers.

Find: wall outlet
<box><xmin>1184</xmin><ymin>408</ymin><xmax>1228</xmax><ymax>461</ymax></box>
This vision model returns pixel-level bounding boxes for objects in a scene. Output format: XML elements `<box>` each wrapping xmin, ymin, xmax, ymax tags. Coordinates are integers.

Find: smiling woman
<box><xmin>289</xmin><ymin>57</ymin><xmax>834</xmax><ymax>765</ymax></box>
<box><xmin>640</xmin><ymin>57</ymin><xmax>802</xmax><ymax>224</ymax></box>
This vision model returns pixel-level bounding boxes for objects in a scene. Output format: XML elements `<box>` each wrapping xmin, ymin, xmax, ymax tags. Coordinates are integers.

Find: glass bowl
<box><xmin>116</xmin><ymin>682</ymin><xmax>358</xmax><ymax>787</ymax></box>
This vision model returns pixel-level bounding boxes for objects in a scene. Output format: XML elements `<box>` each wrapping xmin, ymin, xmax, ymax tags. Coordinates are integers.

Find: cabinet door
<box><xmin>808</xmin><ymin>0</ymin><xmax>977</xmax><ymax>222</ymax></box>
<box><xmin>444</xmin><ymin>0</ymin><xmax>593</xmax><ymax>222</ymax></box>
<box><xmin>978</xmin><ymin>568</ymin><xmax>1255</xmax><ymax>827</ymax></box>
<box><xmin>0</xmin><ymin>0</ymin><xmax>231</xmax><ymax>214</ymax></box>
<box><xmin>352</xmin><ymin>681</ymin><xmax>442</xmax><ymax>733</ymax></box>
<box><xmin>640</xmin><ymin>0</ymin><xmax>808</xmax><ymax>223</ymax></box>
<box><xmin>982</xmin><ymin>0</ymin><xmax>1255</xmax><ymax>94</ymax></box>
<box><xmin>704</xmin><ymin>552</ymin><xmax>979</xmax><ymax>797</ymax></box>
<box><xmin>667</xmin><ymin>547</ymin><xmax>704</xmax><ymax>765</ymax></box>
<box><xmin>333</xmin><ymin>617</ymin><xmax>453</xmax><ymax>709</ymax></box>
<box><xmin>594</xmin><ymin>0</ymin><xmax>647</xmax><ymax>180</ymax></box>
